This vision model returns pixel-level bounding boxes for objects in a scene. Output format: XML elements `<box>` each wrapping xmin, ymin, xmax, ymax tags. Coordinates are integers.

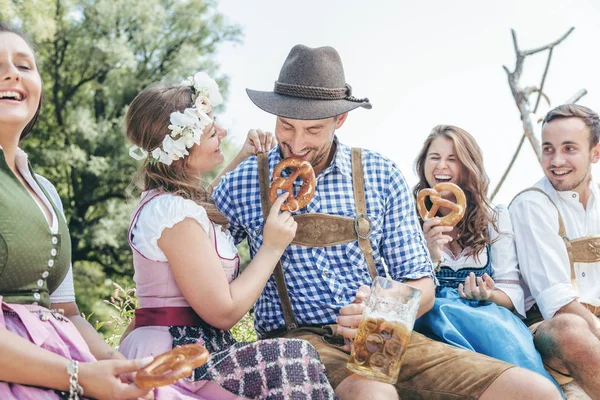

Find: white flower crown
<box><xmin>129</xmin><ymin>72</ymin><xmax>223</xmax><ymax>165</ymax></box>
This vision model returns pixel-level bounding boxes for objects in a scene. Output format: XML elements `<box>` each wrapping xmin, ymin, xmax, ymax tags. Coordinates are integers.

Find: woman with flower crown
<box><xmin>118</xmin><ymin>72</ymin><xmax>338</xmax><ymax>399</ymax></box>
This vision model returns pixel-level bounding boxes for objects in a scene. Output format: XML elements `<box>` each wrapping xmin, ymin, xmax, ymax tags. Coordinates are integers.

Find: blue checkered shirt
<box><xmin>212</xmin><ymin>138</ymin><xmax>434</xmax><ymax>337</ymax></box>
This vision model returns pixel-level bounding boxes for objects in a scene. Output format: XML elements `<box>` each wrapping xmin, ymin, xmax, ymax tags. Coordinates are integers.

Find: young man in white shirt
<box><xmin>510</xmin><ymin>104</ymin><xmax>600</xmax><ymax>397</ymax></box>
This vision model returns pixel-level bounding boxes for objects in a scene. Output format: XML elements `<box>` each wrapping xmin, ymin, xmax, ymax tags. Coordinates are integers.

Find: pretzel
<box><xmin>416</xmin><ymin>183</ymin><xmax>466</xmax><ymax>227</ymax></box>
<box><xmin>269</xmin><ymin>157</ymin><xmax>316</xmax><ymax>212</ymax></box>
<box><xmin>135</xmin><ymin>344</ymin><xmax>210</xmax><ymax>389</ymax></box>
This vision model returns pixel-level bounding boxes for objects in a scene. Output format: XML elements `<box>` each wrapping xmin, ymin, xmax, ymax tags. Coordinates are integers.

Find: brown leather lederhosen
<box><xmin>512</xmin><ymin>187</ymin><xmax>600</xmax><ymax>317</ymax></box>
<box><xmin>257</xmin><ymin>148</ymin><xmax>378</xmax><ymax>332</ymax></box>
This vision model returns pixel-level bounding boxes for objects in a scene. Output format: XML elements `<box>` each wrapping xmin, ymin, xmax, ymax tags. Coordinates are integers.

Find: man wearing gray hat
<box><xmin>212</xmin><ymin>45</ymin><xmax>560</xmax><ymax>399</ymax></box>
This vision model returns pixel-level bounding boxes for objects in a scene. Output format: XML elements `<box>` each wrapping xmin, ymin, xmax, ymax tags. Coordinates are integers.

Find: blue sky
<box><xmin>214</xmin><ymin>0</ymin><xmax>600</xmax><ymax>204</ymax></box>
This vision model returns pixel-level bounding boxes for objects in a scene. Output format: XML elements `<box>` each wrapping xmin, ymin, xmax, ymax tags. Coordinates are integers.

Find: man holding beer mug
<box><xmin>212</xmin><ymin>44</ymin><xmax>561</xmax><ymax>400</ymax></box>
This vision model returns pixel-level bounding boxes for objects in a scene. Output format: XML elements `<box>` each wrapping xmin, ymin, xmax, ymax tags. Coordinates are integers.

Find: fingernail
<box><xmin>139</xmin><ymin>356</ymin><xmax>154</xmax><ymax>367</ymax></box>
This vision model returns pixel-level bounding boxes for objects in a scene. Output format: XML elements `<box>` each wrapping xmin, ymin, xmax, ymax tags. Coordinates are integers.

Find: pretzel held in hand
<box><xmin>135</xmin><ymin>344</ymin><xmax>210</xmax><ymax>389</ymax></box>
<box><xmin>417</xmin><ymin>183</ymin><xmax>466</xmax><ymax>227</ymax></box>
<box><xmin>269</xmin><ymin>157</ymin><xmax>316</xmax><ymax>212</ymax></box>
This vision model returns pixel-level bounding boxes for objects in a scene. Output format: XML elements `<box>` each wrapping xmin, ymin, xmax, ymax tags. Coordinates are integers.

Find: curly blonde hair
<box><xmin>126</xmin><ymin>84</ymin><xmax>228</xmax><ymax>226</ymax></box>
<box><xmin>413</xmin><ymin>125</ymin><xmax>498</xmax><ymax>260</ymax></box>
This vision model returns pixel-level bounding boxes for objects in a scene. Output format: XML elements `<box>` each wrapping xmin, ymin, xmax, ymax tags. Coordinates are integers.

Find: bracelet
<box><xmin>434</xmin><ymin>255</ymin><xmax>445</xmax><ymax>272</ymax></box>
<box><xmin>67</xmin><ymin>360</ymin><xmax>84</xmax><ymax>400</ymax></box>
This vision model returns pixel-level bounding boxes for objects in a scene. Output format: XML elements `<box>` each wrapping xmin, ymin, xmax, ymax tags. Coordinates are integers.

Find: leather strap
<box><xmin>351</xmin><ymin>148</ymin><xmax>377</xmax><ymax>280</ymax></box>
<box><xmin>510</xmin><ymin>187</ymin><xmax>576</xmax><ymax>288</ymax></box>
<box><xmin>569</xmin><ymin>235</ymin><xmax>600</xmax><ymax>263</ymax></box>
<box><xmin>292</xmin><ymin>214</ymin><xmax>357</xmax><ymax>247</ymax></box>
<box><xmin>257</xmin><ymin>149</ymin><xmax>377</xmax><ymax>331</ymax></box>
<box><xmin>583</xmin><ymin>302</ymin><xmax>600</xmax><ymax>317</ymax></box>
<box><xmin>258</xmin><ymin>152</ymin><xmax>298</xmax><ymax>331</ymax></box>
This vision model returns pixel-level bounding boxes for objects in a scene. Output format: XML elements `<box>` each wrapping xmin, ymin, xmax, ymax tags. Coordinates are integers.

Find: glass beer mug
<box><xmin>347</xmin><ymin>277</ymin><xmax>422</xmax><ymax>384</ymax></box>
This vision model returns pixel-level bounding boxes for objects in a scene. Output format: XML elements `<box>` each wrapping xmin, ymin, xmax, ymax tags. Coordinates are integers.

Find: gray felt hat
<box><xmin>246</xmin><ymin>44</ymin><xmax>372</xmax><ymax>120</ymax></box>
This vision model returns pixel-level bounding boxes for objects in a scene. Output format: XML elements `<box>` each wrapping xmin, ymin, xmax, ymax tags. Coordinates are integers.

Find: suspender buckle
<box><xmin>286</xmin><ymin>322</ymin><xmax>298</xmax><ymax>331</ymax></box>
<box><xmin>354</xmin><ymin>213</ymin><xmax>372</xmax><ymax>239</ymax></box>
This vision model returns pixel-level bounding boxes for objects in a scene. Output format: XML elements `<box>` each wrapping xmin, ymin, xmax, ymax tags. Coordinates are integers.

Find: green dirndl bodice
<box><xmin>0</xmin><ymin>151</ymin><xmax>71</xmax><ymax>308</ymax></box>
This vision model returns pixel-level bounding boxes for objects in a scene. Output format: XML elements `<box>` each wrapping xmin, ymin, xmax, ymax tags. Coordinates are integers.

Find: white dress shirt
<box><xmin>441</xmin><ymin>205</ymin><xmax>525</xmax><ymax>317</ymax></box>
<box><xmin>510</xmin><ymin>177</ymin><xmax>600</xmax><ymax>319</ymax></box>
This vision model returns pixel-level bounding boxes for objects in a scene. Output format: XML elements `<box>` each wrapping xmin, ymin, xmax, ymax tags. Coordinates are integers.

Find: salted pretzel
<box><xmin>135</xmin><ymin>344</ymin><xmax>210</xmax><ymax>389</ymax></box>
<box><xmin>269</xmin><ymin>156</ymin><xmax>316</xmax><ymax>212</ymax></box>
<box><xmin>416</xmin><ymin>182</ymin><xmax>466</xmax><ymax>227</ymax></box>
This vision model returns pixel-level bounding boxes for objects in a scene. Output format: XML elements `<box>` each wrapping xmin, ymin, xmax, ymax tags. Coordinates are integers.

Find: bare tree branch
<box><xmin>533</xmin><ymin>48</ymin><xmax>554</xmax><ymax>113</ymax></box>
<box><xmin>490</xmin><ymin>135</ymin><xmax>526</xmax><ymax>201</ymax></box>
<box><xmin>522</xmin><ymin>27</ymin><xmax>575</xmax><ymax>56</ymax></box>
<box><xmin>490</xmin><ymin>27</ymin><xmax>580</xmax><ymax>202</ymax></box>
<box><xmin>565</xmin><ymin>89</ymin><xmax>588</xmax><ymax>104</ymax></box>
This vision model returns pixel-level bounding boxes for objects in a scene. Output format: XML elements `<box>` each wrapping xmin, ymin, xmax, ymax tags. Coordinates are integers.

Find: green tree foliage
<box><xmin>2</xmin><ymin>0</ymin><xmax>242</xmax><ymax>322</ymax></box>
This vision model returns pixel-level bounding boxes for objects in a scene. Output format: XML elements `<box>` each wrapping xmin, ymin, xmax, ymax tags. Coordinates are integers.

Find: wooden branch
<box><xmin>490</xmin><ymin>27</ymin><xmax>578</xmax><ymax>202</ymax></box>
<box><xmin>565</xmin><ymin>89</ymin><xmax>587</xmax><ymax>104</ymax></box>
<box><xmin>522</xmin><ymin>27</ymin><xmax>574</xmax><ymax>56</ymax></box>
<box><xmin>511</xmin><ymin>29</ymin><xmax>520</xmax><ymax>54</ymax></box>
<box><xmin>533</xmin><ymin>48</ymin><xmax>554</xmax><ymax>113</ymax></box>
<box><xmin>490</xmin><ymin>134</ymin><xmax>526</xmax><ymax>201</ymax></box>
<box><xmin>523</xmin><ymin>87</ymin><xmax>550</xmax><ymax>108</ymax></box>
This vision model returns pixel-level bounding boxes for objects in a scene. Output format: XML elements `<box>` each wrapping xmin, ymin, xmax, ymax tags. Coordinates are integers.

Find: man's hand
<box><xmin>336</xmin><ymin>285</ymin><xmax>370</xmax><ymax>351</ymax></box>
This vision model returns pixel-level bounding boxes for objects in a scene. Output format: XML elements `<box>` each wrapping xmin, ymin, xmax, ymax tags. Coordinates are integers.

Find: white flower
<box><xmin>168</xmin><ymin>124</ymin><xmax>185</xmax><ymax>137</ymax></box>
<box><xmin>181</xmin><ymin>133</ymin><xmax>197</xmax><ymax>148</ymax></box>
<box><xmin>151</xmin><ymin>147</ymin><xmax>172</xmax><ymax>166</ymax></box>
<box><xmin>194</xmin><ymin>95</ymin><xmax>212</xmax><ymax>114</ymax></box>
<box><xmin>162</xmin><ymin>135</ymin><xmax>189</xmax><ymax>159</ymax></box>
<box><xmin>195</xmin><ymin>109</ymin><xmax>213</xmax><ymax>129</ymax></box>
<box><xmin>170</xmin><ymin>110</ymin><xmax>198</xmax><ymax>129</ymax></box>
<box><xmin>159</xmin><ymin>152</ymin><xmax>173</xmax><ymax>165</ymax></box>
<box><xmin>191</xmin><ymin>72</ymin><xmax>223</xmax><ymax>107</ymax></box>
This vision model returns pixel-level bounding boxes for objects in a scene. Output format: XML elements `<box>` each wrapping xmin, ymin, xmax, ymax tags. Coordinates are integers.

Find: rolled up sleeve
<box><xmin>509</xmin><ymin>193</ymin><xmax>578</xmax><ymax>319</ymax></box>
<box><xmin>382</xmin><ymin>168</ymin><xmax>436</xmax><ymax>284</ymax></box>
<box><xmin>491</xmin><ymin>205</ymin><xmax>526</xmax><ymax>317</ymax></box>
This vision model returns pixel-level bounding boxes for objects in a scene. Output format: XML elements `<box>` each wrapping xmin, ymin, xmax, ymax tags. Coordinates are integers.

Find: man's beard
<box><xmin>549</xmin><ymin>164</ymin><xmax>591</xmax><ymax>192</ymax></box>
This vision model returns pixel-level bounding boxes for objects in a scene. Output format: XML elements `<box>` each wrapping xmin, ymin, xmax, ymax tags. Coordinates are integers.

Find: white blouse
<box><xmin>510</xmin><ymin>177</ymin><xmax>600</xmax><ymax>320</ymax></box>
<box><xmin>13</xmin><ymin>148</ymin><xmax>75</xmax><ymax>303</ymax></box>
<box><xmin>441</xmin><ymin>205</ymin><xmax>525</xmax><ymax>317</ymax></box>
<box><xmin>130</xmin><ymin>192</ymin><xmax>238</xmax><ymax>262</ymax></box>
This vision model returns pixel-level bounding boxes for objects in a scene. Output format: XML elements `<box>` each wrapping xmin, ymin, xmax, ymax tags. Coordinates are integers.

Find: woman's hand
<box><xmin>240</xmin><ymin>128</ymin><xmax>276</xmax><ymax>158</ymax></box>
<box><xmin>78</xmin><ymin>357</ymin><xmax>154</xmax><ymax>400</ymax></box>
<box><xmin>337</xmin><ymin>285</ymin><xmax>370</xmax><ymax>351</ymax></box>
<box><xmin>458</xmin><ymin>272</ymin><xmax>495</xmax><ymax>301</ymax></box>
<box><xmin>210</xmin><ymin>129</ymin><xmax>276</xmax><ymax>189</ymax></box>
<box><xmin>422</xmin><ymin>218</ymin><xmax>453</xmax><ymax>263</ymax></box>
<box><xmin>262</xmin><ymin>193</ymin><xmax>297</xmax><ymax>252</ymax></box>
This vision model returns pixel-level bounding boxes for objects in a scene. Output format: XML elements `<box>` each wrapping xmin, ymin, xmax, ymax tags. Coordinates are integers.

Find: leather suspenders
<box><xmin>257</xmin><ymin>148</ymin><xmax>376</xmax><ymax>331</ymax></box>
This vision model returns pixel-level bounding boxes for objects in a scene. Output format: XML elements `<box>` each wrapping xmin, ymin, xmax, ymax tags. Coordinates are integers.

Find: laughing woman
<box><xmin>0</xmin><ymin>23</ymin><xmax>155</xmax><ymax>400</ymax></box>
<box><xmin>412</xmin><ymin>125</ymin><xmax>563</xmax><ymax>396</ymax></box>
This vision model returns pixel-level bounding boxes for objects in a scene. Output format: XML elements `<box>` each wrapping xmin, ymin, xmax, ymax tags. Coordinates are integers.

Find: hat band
<box><xmin>274</xmin><ymin>81</ymin><xmax>353</xmax><ymax>100</ymax></box>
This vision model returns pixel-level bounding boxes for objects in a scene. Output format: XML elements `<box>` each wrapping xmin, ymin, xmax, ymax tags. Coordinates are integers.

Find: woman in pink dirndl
<box><xmin>118</xmin><ymin>73</ymin><xmax>337</xmax><ymax>399</ymax></box>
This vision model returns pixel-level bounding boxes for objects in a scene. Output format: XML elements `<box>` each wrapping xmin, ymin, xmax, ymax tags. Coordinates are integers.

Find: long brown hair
<box><xmin>0</xmin><ymin>22</ymin><xmax>42</xmax><ymax>140</ymax></box>
<box><xmin>413</xmin><ymin>125</ymin><xmax>498</xmax><ymax>260</ymax></box>
<box><xmin>126</xmin><ymin>84</ymin><xmax>228</xmax><ymax>226</ymax></box>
